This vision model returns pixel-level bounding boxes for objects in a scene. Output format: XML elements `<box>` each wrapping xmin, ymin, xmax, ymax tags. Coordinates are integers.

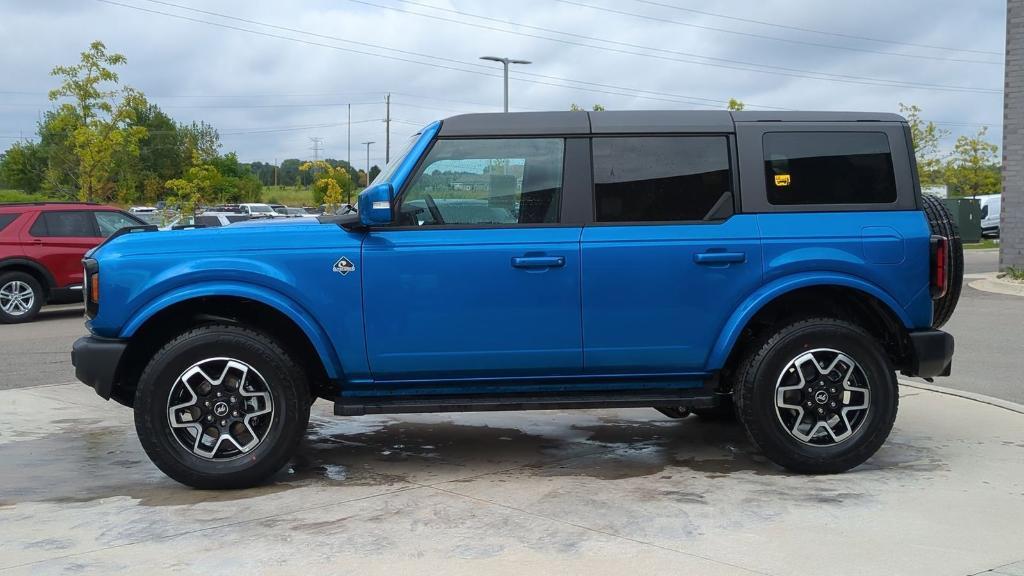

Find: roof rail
<box><xmin>0</xmin><ymin>201</ymin><xmax>100</xmax><ymax>207</ymax></box>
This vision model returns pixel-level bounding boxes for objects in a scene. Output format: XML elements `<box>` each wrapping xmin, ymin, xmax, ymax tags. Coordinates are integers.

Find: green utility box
<box><xmin>943</xmin><ymin>197</ymin><xmax>982</xmax><ymax>244</ymax></box>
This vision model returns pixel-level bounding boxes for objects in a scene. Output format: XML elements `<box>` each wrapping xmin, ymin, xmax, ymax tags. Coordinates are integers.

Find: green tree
<box><xmin>727</xmin><ymin>98</ymin><xmax>745</xmax><ymax>111</ymax></box>
<box><xmin>0</xmin><ymin>142</ymin><xmax>46</xmax><ymax>192</ymax></box>
<box><xmin>899</xmin><ymin>103</ymin><xmax>949</xmax><ymax>188</ymax></box>
<box><xmin>47</xmin><ymin>41</ymin><xmax>148</xmax><ymax>202</ymax></box>
<box><xmin>300</xmin><ymin>160</ymin><xmax>353</xmax><ymax>209</ymax></box>
<box><xmin>569</xmin><ymin>103</ymin><xmax>605</xmax><ymax>111</ymax></box>
<box><xmin>945</xmin><ymin>126</ymin><xmax>1000</xmax><ymax>198</ymax></box>
<box><xmin>165</xmin><ymin>157</ymin><xmax>219</xmax><ymax>217</ymax></box>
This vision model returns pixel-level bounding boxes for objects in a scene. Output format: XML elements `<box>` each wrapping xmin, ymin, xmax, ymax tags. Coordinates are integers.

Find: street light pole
<box><xmin>361</xmin><ymin>141</ymin><xmax>375</xmax><ymax>187</ymax></box>
<box><xmin>480</xmin><ymin>56</ymin><xmax>531</xmax><ymax>112</ymax></box>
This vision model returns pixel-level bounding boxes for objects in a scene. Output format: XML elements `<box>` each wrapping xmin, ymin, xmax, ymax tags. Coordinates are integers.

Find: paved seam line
<box><xmin>898</xmin><ymin>380</ymin><xmax>1024</xmax><ymax>415</ymax></box>
<box><xmin>425</xmin><ymin>483</ymin><xmax>774</xmax><ymax>576</ymax></box>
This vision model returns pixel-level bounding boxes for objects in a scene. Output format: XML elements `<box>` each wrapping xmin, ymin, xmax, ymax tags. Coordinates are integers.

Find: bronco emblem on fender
<box><xmin>332</xmin><ymin>256</ymin><xmax>355</xmax><ymax>276</ymax></box>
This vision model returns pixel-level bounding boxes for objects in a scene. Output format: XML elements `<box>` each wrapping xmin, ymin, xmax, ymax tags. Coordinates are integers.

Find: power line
<box><xmin>102</xmin><ymin>0</ymin><xmax>1000</xmax><ymax>103</ymax></box>
<box><xmin>382</xmin><ymin>0</ymin><xmax>999</xmax><ymax>67</ymax></box>
<box><xmin>627</xmin><ymin>0</ymin><xmax>1003</xmax><ymax>57</ymax></box>
<box><xmin>348</xmin><ymin>0</ymin><xmax>1000</xmax><ymax>94</ymax></box>
<box><xmin>557</xmin><ymin>0</ymin><xmax>1001</xmax><ymax>66</ymax></box>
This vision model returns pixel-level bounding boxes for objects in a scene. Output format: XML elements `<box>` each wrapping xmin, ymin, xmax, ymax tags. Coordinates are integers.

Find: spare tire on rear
<box><xmin>921</xmin><ymin>194</ymin><xmax>964</xmax><ymax>329</ymax></box>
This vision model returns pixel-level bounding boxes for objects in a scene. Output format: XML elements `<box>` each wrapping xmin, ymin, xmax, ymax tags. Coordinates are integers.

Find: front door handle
<box><xmin>694</xmin><ymin>252</ymin><xmax>746</xmax><ymax>265</ymax></box>
<box><xmin>511</xmin><ymin>255</ymin><xmax>565</xmax><ymax>268</ymax></box>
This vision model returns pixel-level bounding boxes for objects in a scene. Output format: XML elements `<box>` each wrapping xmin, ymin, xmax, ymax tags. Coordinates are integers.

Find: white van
<box><xmin>978</xmin><ymin>194</ymin><xmax>1001</xmax><ymax>237</ymax></box>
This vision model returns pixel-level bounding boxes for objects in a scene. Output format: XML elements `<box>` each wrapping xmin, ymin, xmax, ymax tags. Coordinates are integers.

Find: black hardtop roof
<box><xmin>437</xmin><ymin>110</ymin><xmax>906</xmax><ymax>137</ymax></box>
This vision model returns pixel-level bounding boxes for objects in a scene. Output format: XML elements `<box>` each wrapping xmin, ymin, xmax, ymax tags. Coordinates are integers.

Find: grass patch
<box><xmin>261</xmin><ymin>186</ymin><xmax>316</xmax><ymax>207</ymax></box>
<box><xmin>964</xmin><ymin>238</ymin><xmax>999</xmax><ymax>250</ymax></box>
<box><xmin>0</xmin><ymin>189</ymin><xmax>49</xmax><ymax>203</ymax></box>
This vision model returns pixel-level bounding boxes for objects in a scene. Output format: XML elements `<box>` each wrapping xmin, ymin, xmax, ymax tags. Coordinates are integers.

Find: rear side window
<box><xmin>0</xmin><ymin>213</ymin><xmax>19</xmax><ymax>232</ymax></box>
<box><xmin>29</xmin><ymin>211</ymin><xmax>97</xmax><ymax>237</ymax></box>
<box><xmin>593</xmin><ymin>136</ymin><xmax>732</xmax><ymax>223</ymax></box>
<box><xmin>195</xmin><ymin>216</ymin><xmax>224</xmax><ymax>227</ymax></box>
<box><xmin>764</xmin><ymin>132</ymin><xmax>897</xmax><ymax>205</ymax></box>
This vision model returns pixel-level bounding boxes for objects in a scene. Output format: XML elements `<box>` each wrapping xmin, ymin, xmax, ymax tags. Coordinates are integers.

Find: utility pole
<box><xmin>361</xmin><ymin>141</ymin><xmax>375</xmax><ymax>187</ymax></box>
<box><xmin>273</xmin><ymin>157</ymin><xmax>278</xmax><ymax>187</ymax></box>
<box><xmin>384</xmin><ymin>93</ymin><xmax>391</xmax><ymax>164</ymax></box>
<box><xmin>347</xmin><ymin>103</ymin><xmax>351</xmax><ymax>166</ymax></box>
<box><xmin>309</xmin><ymin>137</ymin><xmax>323</xmax><ymax>181</ymax></box>
<box><xmin>480</xmin><ymin>56</ymin><xmax>531</xmax><ymax>112</ymax></box>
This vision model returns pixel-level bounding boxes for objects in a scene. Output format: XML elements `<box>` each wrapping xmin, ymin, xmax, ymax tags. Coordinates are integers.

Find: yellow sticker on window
<box><xmin>774</xmin><ymin>174</ymin><xmax>791</xmax><ymax>187</ymax></box>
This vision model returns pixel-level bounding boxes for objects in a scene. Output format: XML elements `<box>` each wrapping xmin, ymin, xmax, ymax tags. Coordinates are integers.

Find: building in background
<box><xmin>1002</xmin><ymin>0</ymin><xmax>1024</xmax><ymax>269</ymax></box>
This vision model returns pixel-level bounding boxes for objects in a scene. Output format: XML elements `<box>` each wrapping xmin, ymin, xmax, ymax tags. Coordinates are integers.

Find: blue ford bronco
<box><xmin>72</xmin><ymin>111</ymin><xmax>962</xmax><ymax>488</ymax></box>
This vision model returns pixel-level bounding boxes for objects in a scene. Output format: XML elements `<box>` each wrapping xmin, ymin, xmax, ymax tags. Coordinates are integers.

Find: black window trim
<box><xmin>585</xmin><ymin>133</ymin><xmax>739</xmax><ymax>227</ymax></box>
<box><xmin>0</xmin><ymin>213</ymin><xmax>20</xmax><ymax>233</ymax></box>
<box><xmin>376</xmin><ymin>134</ymin><xmax>582</xmax><ymax>231</ymax></box>
<box><xmin>735</xmin><ymin>122</ymin><xmax>917</xmax><ymax>214</ymax></box>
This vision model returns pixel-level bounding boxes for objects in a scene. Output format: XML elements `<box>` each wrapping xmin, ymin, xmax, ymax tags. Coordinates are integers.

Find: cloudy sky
<box><xmin>0</xmin><ymin>0</ymin><xmax>1006</xmax><ymax>167</ymax></box>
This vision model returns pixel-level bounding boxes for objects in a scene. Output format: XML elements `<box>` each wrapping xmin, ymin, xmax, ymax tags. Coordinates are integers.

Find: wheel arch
<box><xmin>0</xmin><ymin>257</ymin><xmax>55</xmax><ymax>297</ymax></box>
<box><xmin>112</xmin><ymin>285</ymin><xmax>342</xmax><ymax>407</ymax></box>
<box><xmin>708</xmin><ymin>273</ymin><xmax>913</xmax><ymax>373</ymax></box>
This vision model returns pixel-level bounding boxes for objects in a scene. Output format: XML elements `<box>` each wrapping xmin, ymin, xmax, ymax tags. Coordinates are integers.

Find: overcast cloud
<box><xmin>0</xmin><ymin>0</ymin><xmax>1006</xmax><ymax>166</ymax></box>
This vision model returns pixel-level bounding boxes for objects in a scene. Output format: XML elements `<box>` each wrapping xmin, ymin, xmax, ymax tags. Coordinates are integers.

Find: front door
<box><xmin>581</xmin><ymin>135</ymin><xmax>763</xmax><ymax>374</ymax></box>
<box><xmin>362</xmin><ymin>137</ymin><xmax>583</xmax><ymax>382</ymax></box>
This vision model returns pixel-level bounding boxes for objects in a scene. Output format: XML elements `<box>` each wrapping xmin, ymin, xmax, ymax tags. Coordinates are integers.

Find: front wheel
<box><xmin>134</xmin><ymin>324</ymin><xmax>310</xmax><ymax>489</ymax></box>
<box><xmin>734</xmin><ymin>318</ymin><xmax>898</xmax><ymax>474</ymax></box>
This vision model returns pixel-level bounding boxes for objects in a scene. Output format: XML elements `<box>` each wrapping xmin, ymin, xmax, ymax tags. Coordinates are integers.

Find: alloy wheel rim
<box><xmin>774</xmin><ymin>348</ymin><xmax>871</xmax><ymax>446</ymax></box>
<box><xmin>0</xmin><ymin>281</ymin><xmax>34</xmax><ymax>316</ymax></box>
<box><xmin>166</xmin><ymin>357</ymin><xmax>274</xmax><ymax>460</ymax></box>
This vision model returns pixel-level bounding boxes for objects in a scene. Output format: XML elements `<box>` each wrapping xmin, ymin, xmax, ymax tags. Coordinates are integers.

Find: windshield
<box><xmin>370</xmin><ymin>133</ymin><xmax>419</xmax><ymax>186</ymax></box>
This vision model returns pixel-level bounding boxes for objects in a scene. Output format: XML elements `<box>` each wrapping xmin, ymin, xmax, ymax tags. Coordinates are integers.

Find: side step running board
<box><xmin>335</xmin><ymin>392</ymin><xmax>717</xmax><ymax>416</ymax></box>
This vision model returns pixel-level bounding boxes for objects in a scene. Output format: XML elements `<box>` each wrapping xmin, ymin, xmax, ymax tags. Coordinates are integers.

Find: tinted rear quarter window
<box><xmin>30</xmin><ymin>211</ymin><xmax>98</xmax><ymax>237</ymax></box>
<box><xmin>195</xmin><ymin>216</ymin><xmax>224</xmax><ymax>227</ymax></box>
<box><xmin>764</xmin><ymin>132</ymin><xmax>897</xmax><ymax>205</ymax></box>
<box><xmin>593</xmin><ymin>136</ymin><xmax>732</xmax><ymax>222</ymax></box>
<box><xmin>0</xmin><ymin>213</ymin><xmax>19</xmax><ymax>232</ymax></box>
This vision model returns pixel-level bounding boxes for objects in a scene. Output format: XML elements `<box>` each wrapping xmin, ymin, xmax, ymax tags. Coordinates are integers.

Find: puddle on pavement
<box><xmin>0</xmin><ymin>410</ymin><xmax>945</xmax><ymax>507</ymax></box>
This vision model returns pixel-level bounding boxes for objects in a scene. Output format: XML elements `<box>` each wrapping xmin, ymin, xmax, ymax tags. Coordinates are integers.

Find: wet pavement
<box><xmin>1</xmin><ymin>383</ymin><xmax>1022</xmax><ymax>575</ymax></box>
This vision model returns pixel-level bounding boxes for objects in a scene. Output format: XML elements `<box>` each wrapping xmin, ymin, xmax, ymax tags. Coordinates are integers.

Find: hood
<box><xmin>92</xmin><ymin>218</ymin><xmax>361</xmax><ymax>260</ymax></box>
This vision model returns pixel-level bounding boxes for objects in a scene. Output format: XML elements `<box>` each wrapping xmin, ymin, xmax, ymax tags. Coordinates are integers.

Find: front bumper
<box><xmin>71</xmin><ymin>335</ymin><xmax>127</xmax><ymax>400</ymax></box>
<box><xmin>903</xmin><ymin>329</ymin><xmax>954</xmax><ymax>378</ymax></box>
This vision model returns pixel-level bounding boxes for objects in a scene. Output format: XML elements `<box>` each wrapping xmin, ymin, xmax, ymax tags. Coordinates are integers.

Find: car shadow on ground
<box><xmin>0</xmin><ymin>406</ymin><xmax>942</xmax><ymax>509</ymax></box>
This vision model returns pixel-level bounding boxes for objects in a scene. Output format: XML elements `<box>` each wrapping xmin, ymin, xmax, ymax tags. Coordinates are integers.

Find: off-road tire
<box><xmin>0</xmin><ymin>271</ymin><xmax>43</xmax><ymax>324</ymax></box>
<box><xmin>134</xmin><ymin>324</ymin><xmax>310</xmax><ymax>489</ymax></box>
<box><xmin>921</xmin><ymin>193</ymin><xmax>964</xmax><ymax>329</ymax></box>
<box><xmin>734</xmin><ymin>318</ymin><xmax>898</xmax><ymax>474</ymax></box>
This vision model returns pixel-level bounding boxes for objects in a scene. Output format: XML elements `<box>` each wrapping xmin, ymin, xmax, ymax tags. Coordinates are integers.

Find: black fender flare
<box><xmin>0</xmin><ymin>257</ymin><xmax>56</xmax><ymax>292</ymax></box>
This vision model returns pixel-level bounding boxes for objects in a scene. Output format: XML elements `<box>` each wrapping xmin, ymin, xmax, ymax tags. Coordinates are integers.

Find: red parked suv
<box><xmin>0</xmin><ymin>202</ymin><xmax>146</xmax><ymax>323</ymax></box>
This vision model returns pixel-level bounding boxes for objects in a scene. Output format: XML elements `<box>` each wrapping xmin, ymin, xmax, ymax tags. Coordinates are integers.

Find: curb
<box><xmin>967</xmin><ymin>272</ymin><xmax>1024</xmax><ymax>297</ymax></box>
<box><xmin>898</xmin><ymin>379</ymin><xmax>1024</xmax><ymax>415</ymax></box>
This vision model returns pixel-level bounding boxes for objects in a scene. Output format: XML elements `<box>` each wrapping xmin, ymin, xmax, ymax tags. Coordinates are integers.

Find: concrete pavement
<box><xmin>0</xmin><ymin>382</ymin><xmax>1021</xmax><ymax>575</ymax></box>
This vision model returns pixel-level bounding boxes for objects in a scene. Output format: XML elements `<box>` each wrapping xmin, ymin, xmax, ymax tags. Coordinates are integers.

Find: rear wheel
<box><xmin>134</xmin><ymin>324</ymin><xmax>310</xmax><ymax>489</ymax></box>
<box><xmin>921</xmin><ymin>194</ymin><xmax>964</xmax><ymax>328</ymax></box>
<box><xmin>734</xmin><ymin>318</ymin><xmax>898</xmax><ymax>474</ymax></box>
<box><xmin>0</xmin><ymin>271</ymin><xmax>43</xmax><ymax>324</ymax></box>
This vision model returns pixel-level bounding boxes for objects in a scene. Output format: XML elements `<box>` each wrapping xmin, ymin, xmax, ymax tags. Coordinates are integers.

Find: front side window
<box><xmin>764</xmin><ymin>132</ymin><xmax>897</xmax><ymax>205</ymax></box>
<box><xmin>94</xmin><ymin>211</ymin><xmax>143</xmax><ymax>237</ymax></box>
<box><xmin>31</xmin><ymin>211</ymin><xmax>97</xmax><ymax>237</ymax></box>
<box><xmin>398</xmin><ymin>138</ymin><xmax>564</xmax><ymax>226</ymax></box>
<box><xmin>593</xmin><ymin>136</ymin><xmax>732</xmax><ymax>223</ymax></box>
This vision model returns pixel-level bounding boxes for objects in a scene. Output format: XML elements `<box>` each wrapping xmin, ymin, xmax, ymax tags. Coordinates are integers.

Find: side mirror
<box><xmin>358</xmin><ymin>182</ymin><xmax>394</xmax><ymax>226</ymax></box>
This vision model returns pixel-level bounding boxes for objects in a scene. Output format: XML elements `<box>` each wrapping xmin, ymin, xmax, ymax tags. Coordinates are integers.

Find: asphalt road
<box><xmin>1</xmin><ymin>250</ymin><xmax>1021</xmax><ymax>403</ymax></box>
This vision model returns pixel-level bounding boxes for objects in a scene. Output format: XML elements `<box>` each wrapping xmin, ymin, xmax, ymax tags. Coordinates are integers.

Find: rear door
<box><xmin>361</xmin><ymin>137</ymin><xmax>585</xmax><ymax>382</ymax></box>
<box><xmin>580</xmin><ymin>135</ymin><xmax>763</xmax><ymax>374</ymax></box>
<box><xmin>22</xmin><ymin>210</ymin><xmax>101</xmax><ymax>288</ymax></box>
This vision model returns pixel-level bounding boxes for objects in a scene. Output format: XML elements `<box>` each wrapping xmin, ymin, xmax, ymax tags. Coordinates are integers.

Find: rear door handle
<box><xmin>694</xmin><ymin>252</ymin><xmax>746</xmax><ymax>264</ymax></box>
<box><xmin>511</xmin><ymin>256</ymin><xmax>565</xmax><ymax>268</ymax></box>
